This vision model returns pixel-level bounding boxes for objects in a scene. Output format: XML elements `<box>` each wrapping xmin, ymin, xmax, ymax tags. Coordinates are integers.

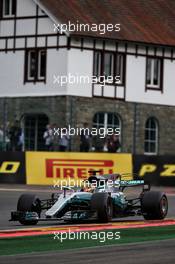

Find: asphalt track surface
<box><xmin>0</xmin><ymin>184</ymin><xmax>175</xmax><ymax>264</ymax></box>
<box><xmin>0</xmin><ymin>184</ymin><xmax>175</xmax><ymax>230</ymax></box>
<box><xmin>0</xmin><ymin>239</ymin><xmax>175</xmax><ymax>264</ymax></box>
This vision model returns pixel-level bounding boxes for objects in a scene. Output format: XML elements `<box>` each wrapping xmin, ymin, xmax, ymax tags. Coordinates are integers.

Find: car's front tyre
<box><xmin>91</xmin><ymin>192</ymin><xmax>113</xmax><ymax>223</ymax></box>
<box><xmin>17</xmin><ymin>194</ymin><xmax>41</xmax><ymax>225</ymax></box>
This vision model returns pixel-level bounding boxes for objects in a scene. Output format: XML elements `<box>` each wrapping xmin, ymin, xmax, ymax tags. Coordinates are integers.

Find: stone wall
<box><xmin>0</xmin><ymin>96</ymin><xmax>67</xmax><ymax>126</ymax></box>
<box><xmin>0</xmin><ymin>96</ymin><xmax>175</xmax><ymax>154</ymax></box>
<box><xmin>66</xmin><ymin>96</ymin><xmax>175</xmax><ymax>155</ymax></box>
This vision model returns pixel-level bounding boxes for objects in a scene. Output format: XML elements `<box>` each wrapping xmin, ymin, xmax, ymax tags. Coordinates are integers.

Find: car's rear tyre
<box><xmin>91</xmin><ymin>192</ymin><xmax>113</xmax><ymax>223</ymax></box>
<box><xmin>17</xmin><ymin>194</ymin><xmax>41</xmax><ymax>225</ymax></box>
<box><xmin>141</xmin><ymin>191</ymin><xmax>168</xmax><ymax>220</ymax></box>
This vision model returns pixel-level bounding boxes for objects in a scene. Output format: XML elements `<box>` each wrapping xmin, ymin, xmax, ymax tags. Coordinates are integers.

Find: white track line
<box><xmin>0</xmin><ymin>188</ymin><xmax>56</xmax><ymax>193</ymax></box>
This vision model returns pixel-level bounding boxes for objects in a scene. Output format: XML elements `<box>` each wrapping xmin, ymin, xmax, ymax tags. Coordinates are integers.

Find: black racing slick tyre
<box><xmin>141</xmin><ymin>191</ymin><xmax>168</xmax><ymax>220</ymax></box>
<box><xmin>17</xmin><ymin>194</ymin><xmax>41</xmax><ymax>225</ymax></box>
<box><xmin>91</xmin><ymin>192</ymin><xmax>113</xmax><ymax>223</ymax></box>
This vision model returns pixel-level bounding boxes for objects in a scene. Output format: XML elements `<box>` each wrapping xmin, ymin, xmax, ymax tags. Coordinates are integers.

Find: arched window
<box><xmin>144</xmin><ymin>117</ymin><xmax>158</xmax><ymax>154</ymax></box>
<box><xmin>93</xmin><ymin>112</ymin><xmax>122</xmax><ymax>150</ymax></box>
<box><xmin>93</xmin><ymin>112</ymin><xmax>121</xmax><ymax>130</ymax></box>
<box><xmin>21</xmin><ymin>114</ymin><xmax>49</xmax><ymax>151</ymax></box>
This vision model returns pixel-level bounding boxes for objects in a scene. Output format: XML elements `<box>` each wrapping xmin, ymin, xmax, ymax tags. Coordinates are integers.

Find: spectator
<box><xmin>5</xmin><ymin>122</ymin><xmax>11</xmax><ymax>150</ymax></box>
<box><xmin>59</xmin><ymin>128</ymin><xmax>69</xmax><ymax>151</ymax></box>
<box><xmin>92</xmin><ymin>135</ymin><xmax>105</xmax><ymax>152</ymax></box>
<box><xmin>52</xmin><ymin>123</ymin><xmax>59</xmax><ymax>151</ymax></box>
<box><xmin>18</xmin><ymin>130</ymin><xmax>24</xmax><ymax>151</ymax></box>
<box><xmin>0</xmin><ymin>126</ymin><xmax>3</xmax><ymax>151</ymax></box>
<box><xmin>9</xmin><ymin>120</ymin><xmax>22</xmax><ymax>151</ymax></box>
<box><xmin>107</xmin><ymin>134</ymin><xmax>121</xmax><ymax>153</ymax></box>
<box><xmin>0</xmin><ymin>125</ymin><xmax>10</xmax><ymax>151</ymax></box>
<box><xmin>80</xmin><ymin>122</ymin><xmax>91</xmax><ymax>152</ymax></box>
<box><xmin>43</xmin><ymin>124</ymin><xmax>54</xmax><ymax>151</ymax></box>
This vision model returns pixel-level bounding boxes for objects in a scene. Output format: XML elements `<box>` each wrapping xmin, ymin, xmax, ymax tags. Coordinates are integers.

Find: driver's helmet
<box><xmin>80</xmin><ymin>180</ymin><xmax>96</xmax><ymax>193</ymax></box>
<box><xmin>83</xmin><ymin>187</ymin><xmax>94</xmax><ymax>193</ymax></box>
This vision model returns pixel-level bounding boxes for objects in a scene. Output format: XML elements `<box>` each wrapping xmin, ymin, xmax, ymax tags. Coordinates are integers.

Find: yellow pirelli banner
<box><xmin>26</xmin><ymin>152</ymin><xmax>132</xmax><ymax>185</ymax></box>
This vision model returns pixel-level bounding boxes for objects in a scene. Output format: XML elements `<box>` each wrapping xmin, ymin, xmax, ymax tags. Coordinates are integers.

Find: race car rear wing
<box><xmin>119</xmin><ymin>179</ymin><xmax>150</xmax><ymax>192</ymax></box>
<box><xmin>87</xmin><ymin>171</ymin><xmax>150</xmax><ymax>191</ymax></box>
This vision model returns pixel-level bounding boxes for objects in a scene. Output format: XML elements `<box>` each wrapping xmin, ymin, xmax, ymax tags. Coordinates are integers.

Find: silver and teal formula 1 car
<box><xmin>10</xmin><ymin>171</ymin><xmax>168</xmax><ymax>225</ymax></box>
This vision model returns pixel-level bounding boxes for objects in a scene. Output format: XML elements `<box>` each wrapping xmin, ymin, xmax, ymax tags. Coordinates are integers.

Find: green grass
<box><xmin>1</xmin><ymin>225</ymin><xmax>175</xmax><ymax>256</ymax></box>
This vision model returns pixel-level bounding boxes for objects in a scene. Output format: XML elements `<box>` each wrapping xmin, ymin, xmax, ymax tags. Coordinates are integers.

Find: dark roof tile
<box><xmin>39</xmin><ymin>0</ymin><xmax>175</xmax><ymax>46</ymax></box>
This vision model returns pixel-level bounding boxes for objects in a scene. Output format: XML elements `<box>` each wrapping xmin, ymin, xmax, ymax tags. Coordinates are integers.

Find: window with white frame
<box><xmin>28</xmin><ymin>50</ymin><xmax>36</xmax><ymax>80</ymax></box>
<box><xmin>93</xmin><ymin>112</ymin><xmax>121</xmax><ymax>130</ymax></box>
<box><xmin>94</xmin><ymin>51</ymin><xmax>125</xmax><ymax>85</ymax></box>
<box><xmin>103</xmin><ymin>53</ymin><xmax>114</xmax><ymax>79</ymax></box>
<box><xmin>93</xmin><ymin>112</ymin><xmax>121</xmax><ymax>148</ymax></box>
<box><xmin>25</xmin><ymin>49</ymin><xmax>46</xmax><ymax>82</ymax></box>
<box><xmin>3</xmin><ymin>0</ymin><xmax>16</xmax><ymax>17</ymax></box>
<box><xmin>146</xmin><ymin>57</ymin><xmax>163</xmax><ymax>90</ymax></box>
<box><xmin>144</xmin><ymin>117</ymin><xmax>158</xmax><ymax>154</ymax></box>
<box><xmin>94</xmin><ymin>51</ymin><xmax>101</xmax><ymax>77</ymax></box>
<box><xmin>38</xmin><ymin>50</ymin><xmax>47</xmax><ymax>79</ymax></box>
<box><xmin>116</xmin><ymin>54</ymin><xmax>125</xmax><ymax>85</ymax></box>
